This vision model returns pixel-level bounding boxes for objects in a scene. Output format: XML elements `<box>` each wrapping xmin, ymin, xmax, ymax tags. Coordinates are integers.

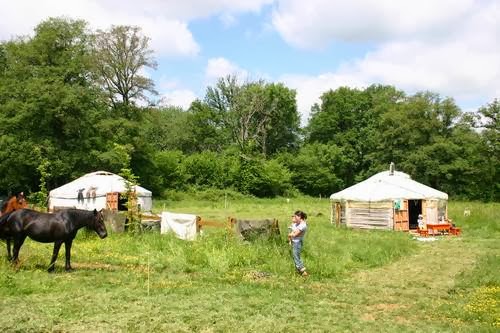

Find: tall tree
<box><xmin>185</xmin><ymin>100</ymin><xmax>230</xmax><ymax>153</ymax></box>
<box><xmin>92</xmin><ymin>25</ymin><xmax>157</xmax><ymax>107</ymax></box>
<box><xmin>375</xmin><ymin>92</ymin><xmax>487</xmax><ymax>197</ymax></box>
<box><xmin>476</xmin><ymin>99</ymin><xmax>500</xmax><ymax>200</ymax></box>
<box><xmin>204</xmin><ymin>76</ymin><xmax>300</xmax><ymax>156</ymax></box>
<box><xmin>0</xmin><ymin>17</ymin><xmax>106</xmax><ymax>193</ymax></box>
<box><xmin>306</xmin><ymin>85</ymin><xmax>403</xmax><ymax>185</ymax></box>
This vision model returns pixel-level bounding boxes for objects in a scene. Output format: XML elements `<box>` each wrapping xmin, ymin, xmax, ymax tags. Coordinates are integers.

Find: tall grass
<box><xmin>447</xmin><ymin>201</ymin><xmax>500</xmax><ymax>239</ymax></box>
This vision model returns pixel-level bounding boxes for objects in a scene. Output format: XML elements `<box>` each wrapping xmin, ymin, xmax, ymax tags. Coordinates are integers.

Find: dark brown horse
<box><xmin>0</xmin><ymin>192</ymin><xmax>28</xmax><ymax>259</ymax></box>
<box><xmin>0</xmin><ymin>208</ymin><xmax>107</xmax><ymax>272</ymax></box>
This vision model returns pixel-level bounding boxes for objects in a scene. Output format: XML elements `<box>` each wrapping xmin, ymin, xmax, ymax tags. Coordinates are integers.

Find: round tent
<box><xmin>49</xmin><ymin>171</ymin><xmax>152</xmax><ymax>212</ymax></box>
<box><xmin>330</xmin><ymin>169</ymin><xmax>448</xmax><ymax>230</ymax></box>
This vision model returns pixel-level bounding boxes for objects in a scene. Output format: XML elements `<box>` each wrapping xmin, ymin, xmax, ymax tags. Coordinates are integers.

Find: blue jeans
<box><xmin>292</xmin><ymin>240</ymin><xmax>305</xmax><ymax>271</ymax></box>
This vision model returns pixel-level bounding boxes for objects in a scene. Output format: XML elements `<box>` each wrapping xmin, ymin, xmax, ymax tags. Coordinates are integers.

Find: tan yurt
<box><xmin>330</xmin><ymin>164</ymin><xmax>448</xmax><ymax>231</ymax></box>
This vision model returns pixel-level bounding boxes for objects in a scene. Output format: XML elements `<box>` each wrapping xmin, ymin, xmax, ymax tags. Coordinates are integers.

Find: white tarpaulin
<box><xmin>161</xmin><ymin>212</ymin><xmax>198</xmax><ymax>240</ymax></box>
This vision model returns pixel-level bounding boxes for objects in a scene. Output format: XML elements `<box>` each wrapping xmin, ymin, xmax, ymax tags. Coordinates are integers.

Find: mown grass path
<box><xmin>339</xmin><ymin>238</ymin><xmax>481</xmax><ymax>332</ymax></box>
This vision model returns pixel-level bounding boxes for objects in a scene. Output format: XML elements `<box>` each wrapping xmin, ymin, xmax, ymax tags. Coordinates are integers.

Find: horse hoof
<box><xmin>47</xmin><ymin>267</ymin><xmax>55</xmax><ymax>273</ymax></box>
<box><xmin>65</xmin><ymin>267</ymin><xmax>73</xmax><ymax>272</ymax></box>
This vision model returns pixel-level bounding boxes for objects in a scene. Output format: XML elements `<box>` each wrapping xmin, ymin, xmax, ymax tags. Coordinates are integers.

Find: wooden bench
<box><xmin>449</xmin><ymin>227</ymin><xmax>461</xmax><ymax>236</ymax></box>
<box><xmin>417</xmin><ymin>228</ymin><xmax>428</xmax><ymax>237</ymax></box>
<box><xmin>426</xmin><ymin>223</ymin><xmax>451</xmax><ymax>236</ymax></box>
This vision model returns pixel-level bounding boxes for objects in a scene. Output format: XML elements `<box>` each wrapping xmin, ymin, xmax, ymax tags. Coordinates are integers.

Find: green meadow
<box><xmin>0</xmin><ymin>197</ymin><xmax>498</xmax><ymax>332</ymax></box>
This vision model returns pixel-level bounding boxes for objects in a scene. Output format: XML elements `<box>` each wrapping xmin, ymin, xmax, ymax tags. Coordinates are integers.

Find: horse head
<box><xmin>16</xmin><ymin>192</ymin><xmax>28</xmax><ymax>209</ymax></box>
<box><xmin>1</xmin><ymin>192</ymin><xmax>28</xmax><ymax>215</ymax></box>
<box><xmin>93</xmin><ymin>209</ymin><xmax>108</xmax><ymax>239</ymax></box>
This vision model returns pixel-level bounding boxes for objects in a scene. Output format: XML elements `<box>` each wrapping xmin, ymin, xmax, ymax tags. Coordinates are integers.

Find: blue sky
<box><xmin>1</xmin><ymin>0</ymin><xmax>499</xmax><ymax>123</ymax></box>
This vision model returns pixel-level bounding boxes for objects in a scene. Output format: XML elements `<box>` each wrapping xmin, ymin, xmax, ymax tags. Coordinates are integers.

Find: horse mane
<box><xmin>0</xmin><ymin>199</ymin><xmax>8</xmax><ymax>213</ymax></box>
<box><xmin>64</xmin><ymin>209</ymin><xmax>98</xmax><ymax>227</ymax></box>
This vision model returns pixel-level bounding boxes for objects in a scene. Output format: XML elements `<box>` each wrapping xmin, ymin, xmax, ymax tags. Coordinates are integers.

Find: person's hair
<box><xmin>294</xmin><ymin>210</ymin><xmax>307</xmax><ymax>220</ymax></box>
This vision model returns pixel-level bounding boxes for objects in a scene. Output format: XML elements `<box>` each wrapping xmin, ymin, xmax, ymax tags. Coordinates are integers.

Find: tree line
<box><xmin>0</xmin><ymin>18</ymin><xmax>498</xmax><ymax>202</ymax></box>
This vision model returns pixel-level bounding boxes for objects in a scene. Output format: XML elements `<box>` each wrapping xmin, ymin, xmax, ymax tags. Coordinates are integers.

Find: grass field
<box><xmin>0</xmin><ymin>197</ymin><xmax>498</xmax><ymax>332</ymax></box>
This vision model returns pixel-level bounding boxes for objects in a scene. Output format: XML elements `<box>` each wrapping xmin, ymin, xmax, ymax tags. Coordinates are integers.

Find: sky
<box><xmin>1</xmin><ymin>0</ymin><xmax>499</xmax><ymax>124</ymax></box>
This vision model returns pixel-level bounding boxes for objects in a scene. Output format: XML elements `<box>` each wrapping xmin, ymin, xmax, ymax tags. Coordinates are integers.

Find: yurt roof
<box><xmin>49</xmin><ymin>171</ymin><xmax>152</xmax><ymax>199</ymax></box>
<box><xmin>330</xmin><ymin>170</ymin><xmax>448</xmax><ymax>202</ymax></box>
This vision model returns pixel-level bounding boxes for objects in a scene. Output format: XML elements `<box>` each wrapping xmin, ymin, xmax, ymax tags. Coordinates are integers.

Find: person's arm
<box><xmin>289</xmin><ymin>229</ymin><xmax>303</xmax><ymax>238</ymax></box>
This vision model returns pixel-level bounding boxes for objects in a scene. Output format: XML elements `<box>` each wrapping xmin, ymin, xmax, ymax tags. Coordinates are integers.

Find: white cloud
<box><xmin>275</xmin><ymin>0</ymin><xmax>500</xmax><ymax>122</ymax></box>
<box><xmin>205</xmin><ymin>57</ymin><xmax>249</xmax><ymax>84</ymax></box>
<box><xmin>160</xmin><ymin>89</ymin><xmax>198</xmax><ymax>109</ymax></box>
<box><xmin>219</xmin><ymin>13</ymin><xmax>238</xmax><ymax>27</ymax></box>
<box><xmin>280</xmin><ymin>72</ymin><xmax>366</xmax><ymax>124</ymax></box>
<box><xmin>0</xmin><ymin>0</ymin><xmax>273</xmax><ymax>56</ymax></box>
<box><xmin>272</xmin><ymin>0</ymin><xmax>475</xmax><ymax>48</ymax></box>
<box><xmin>99</xmin><ymin>0</ymin><xmax>273</xmax><ymax>20</ymax></box>
<box><xmin>283</xmin><ymin>36</ymin><xmax>500</xmax><ymax>123</ymax></box>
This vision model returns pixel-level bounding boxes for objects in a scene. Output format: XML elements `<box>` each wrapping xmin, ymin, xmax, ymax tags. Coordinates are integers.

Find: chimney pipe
<box><xmin>389</xmin><ymin>162</ymin><xmax>395</xmax><ymax>175</ymax></box>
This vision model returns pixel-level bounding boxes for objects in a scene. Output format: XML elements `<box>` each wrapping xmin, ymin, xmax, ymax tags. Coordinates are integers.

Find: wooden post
<box><xmin>335</xmin><ymin>203</ymin><xmax>341</xmax><ymax>227</ymax></box>
<box><xmin>196</xmin><ymin>216</ymin><xmax>202</xmax><ymax>234</ymax></box>
<box><xmin>330</xmin><ymin>201</ymin><xmax>334</xmax><ymax>224</ymax></box>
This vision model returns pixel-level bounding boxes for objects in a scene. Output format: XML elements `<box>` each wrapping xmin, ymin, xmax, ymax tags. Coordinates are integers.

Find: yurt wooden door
<box><xmin>106</xmin><ymin>192</ymin><xmax>119</xmax><ymax>211</ymax></box>
<box><xmin>394</xmin><ymin>199</ymin><xmax>409</xmax><ymax>231</ymax></box>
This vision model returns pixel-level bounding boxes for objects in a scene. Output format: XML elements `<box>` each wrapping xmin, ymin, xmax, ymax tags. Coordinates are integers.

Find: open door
<box><xmin>408</xmin><ymin>200</ymin><xmax>422</xmax><ymax>229</ymax></box>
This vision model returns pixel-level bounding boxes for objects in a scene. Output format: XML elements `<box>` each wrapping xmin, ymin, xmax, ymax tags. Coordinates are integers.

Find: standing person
<box><xmin>288</xmin><ymin>210</ymin><xmax>308</xmax><ymax>276</ymax></box>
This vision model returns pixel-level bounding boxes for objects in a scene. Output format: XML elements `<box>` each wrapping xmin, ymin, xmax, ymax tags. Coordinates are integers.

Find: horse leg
<box><xmin>64</xmin><ymin>239</ymin><xmax>73</xmax><ymax>271</ymax></box>
<box><xmin>12</xmin><ymin>236</ymin><xmax>26</xmax><ymax>265</ymax></box>
<box><xmin>48</xmin><ymin>241</ymin><xmax>63</xmax><ymax>272</ymax></box>
<box><xmin>6</xmin><ymin>238</ymin><xmax>12</xmax><ymax>261</ymax></box>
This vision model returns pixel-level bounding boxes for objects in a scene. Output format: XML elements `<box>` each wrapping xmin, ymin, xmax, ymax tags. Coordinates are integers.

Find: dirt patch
<box><xmin>361</xmin><ymin>313</ymin><xmax>376</xmax><ymax>321</ymax></box>
<box><xmin>366</xmin><ymin>303</ymin><xmax>406</xmax><ymax>311</ymax></box>
<box><xmin>72</xmin><ymin>262</ymin><xmax>120</xmax><ymax>271</ymax></box>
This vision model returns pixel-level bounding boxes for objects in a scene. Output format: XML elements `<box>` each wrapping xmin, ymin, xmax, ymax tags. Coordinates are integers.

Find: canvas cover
<box><xmin>161</xmin><ymin>212</ymin><xmax>198</xmax><ymax>240</ymax></box>
<box><xmin>49</xmin><ymin>171</ymin><xmax>152</xmax><ymax>211</ymax></box>
<box><xmin>330</xmin><ymin>171</ymin><xmax>448</xmax><ymax>202</ymax></box>
<box><xmin>234</xmin><ymin>218</ymin><xmax>280</xmax><ymax>241</ymax></box>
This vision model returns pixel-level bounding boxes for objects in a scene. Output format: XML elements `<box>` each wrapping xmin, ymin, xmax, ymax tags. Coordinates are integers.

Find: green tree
<box><xmin>151</xmin><ymin>150</ymin><xmax>186</xmax><ymax>194</ymax></box>
<box><xmin>91</xmin><ymin>25</ymin><xmax>157</xmax><ymax>107</ymax></box>
<box><xmin>142</xmin><ymin>106</ymin><xmax>193</xmax><ymax>152</ymax></box>
<box><xmin>278</xmin><ymin>143</ymin><xmax>347</xmax><ymax>196</ymax></box>
<box><xmin>476</xmin><ymin>99</ymin><xmax>500</xmax><ymax>200</ymax></box>
<box><xmin>185</xmin><ymin>100</ymin><xmax>230</xmax><ymax>153</ymax></box>
<box><xmin>233</xmin><ymin>155</ymin><xmax>292</xmax><ymax>197</ymax></box>
<box><xmin>375</xmin><ymin>92</ymin><xmax>489</xmax><ymax>199</ymax></box>
<box><xmin>204</xmin><ymin>76</ymin><xmax>300</xmax><ymax>156</ymax></box>
<box><xmin>306</xmin><ymin>85</ymin><xmax>403</xmax><ymax>185</ymax></box>
<box><xmin>0</xmin><ymin>17</ymin><xmax>106</xmax><ymax>194</ymax></box>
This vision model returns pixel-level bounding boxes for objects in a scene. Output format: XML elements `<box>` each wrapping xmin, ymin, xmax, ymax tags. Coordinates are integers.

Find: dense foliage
<box><xmin>0</xmin><ymin>17</ymin><xmax>498</xmax><ymax>201</ymax></box>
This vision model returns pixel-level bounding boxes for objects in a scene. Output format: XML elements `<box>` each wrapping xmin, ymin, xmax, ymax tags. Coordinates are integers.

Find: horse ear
<box><xmin>93</xmin><ymin>209</ymin><xmax>98</xmax><ymax>215</ymax></box>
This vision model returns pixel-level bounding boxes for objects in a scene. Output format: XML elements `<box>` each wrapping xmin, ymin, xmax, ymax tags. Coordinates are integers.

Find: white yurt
<box><xmin>48</xmin><ymin>171</ymin><xmax>152</xmax><ymax>212</ymax></box>
<box><xmin>330</xmin><ymin>164</ymin><xmax>448</xmax><ymax>231</ymax></box>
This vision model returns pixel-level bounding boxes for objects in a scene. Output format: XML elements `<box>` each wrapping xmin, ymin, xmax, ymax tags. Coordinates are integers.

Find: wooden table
<box><xmin>426</xmin><ymin>223</ymin><xmax>452</xmax><ymax>236</ymax></box>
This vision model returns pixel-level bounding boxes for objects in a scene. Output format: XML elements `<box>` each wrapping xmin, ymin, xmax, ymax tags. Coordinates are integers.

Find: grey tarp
<box><xmin>234</xmin><ymin>218</ymin><xmax>280</xmax><ymax>241</ymax></box>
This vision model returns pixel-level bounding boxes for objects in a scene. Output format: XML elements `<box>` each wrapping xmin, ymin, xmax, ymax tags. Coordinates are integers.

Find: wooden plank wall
<box><xmin>425</xmin><ymin>199</ymin><xmax>438</xmax><ymax>224</ymax></box>
<box><xmin>345</xmin><ymin>201</ymin><xmax>392</xmax><ymax>230</ymax></box>
<box><xmin>330</xmin><ymin>202</ymin><xmax>347</xmax><ymax>225</ymax></box>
